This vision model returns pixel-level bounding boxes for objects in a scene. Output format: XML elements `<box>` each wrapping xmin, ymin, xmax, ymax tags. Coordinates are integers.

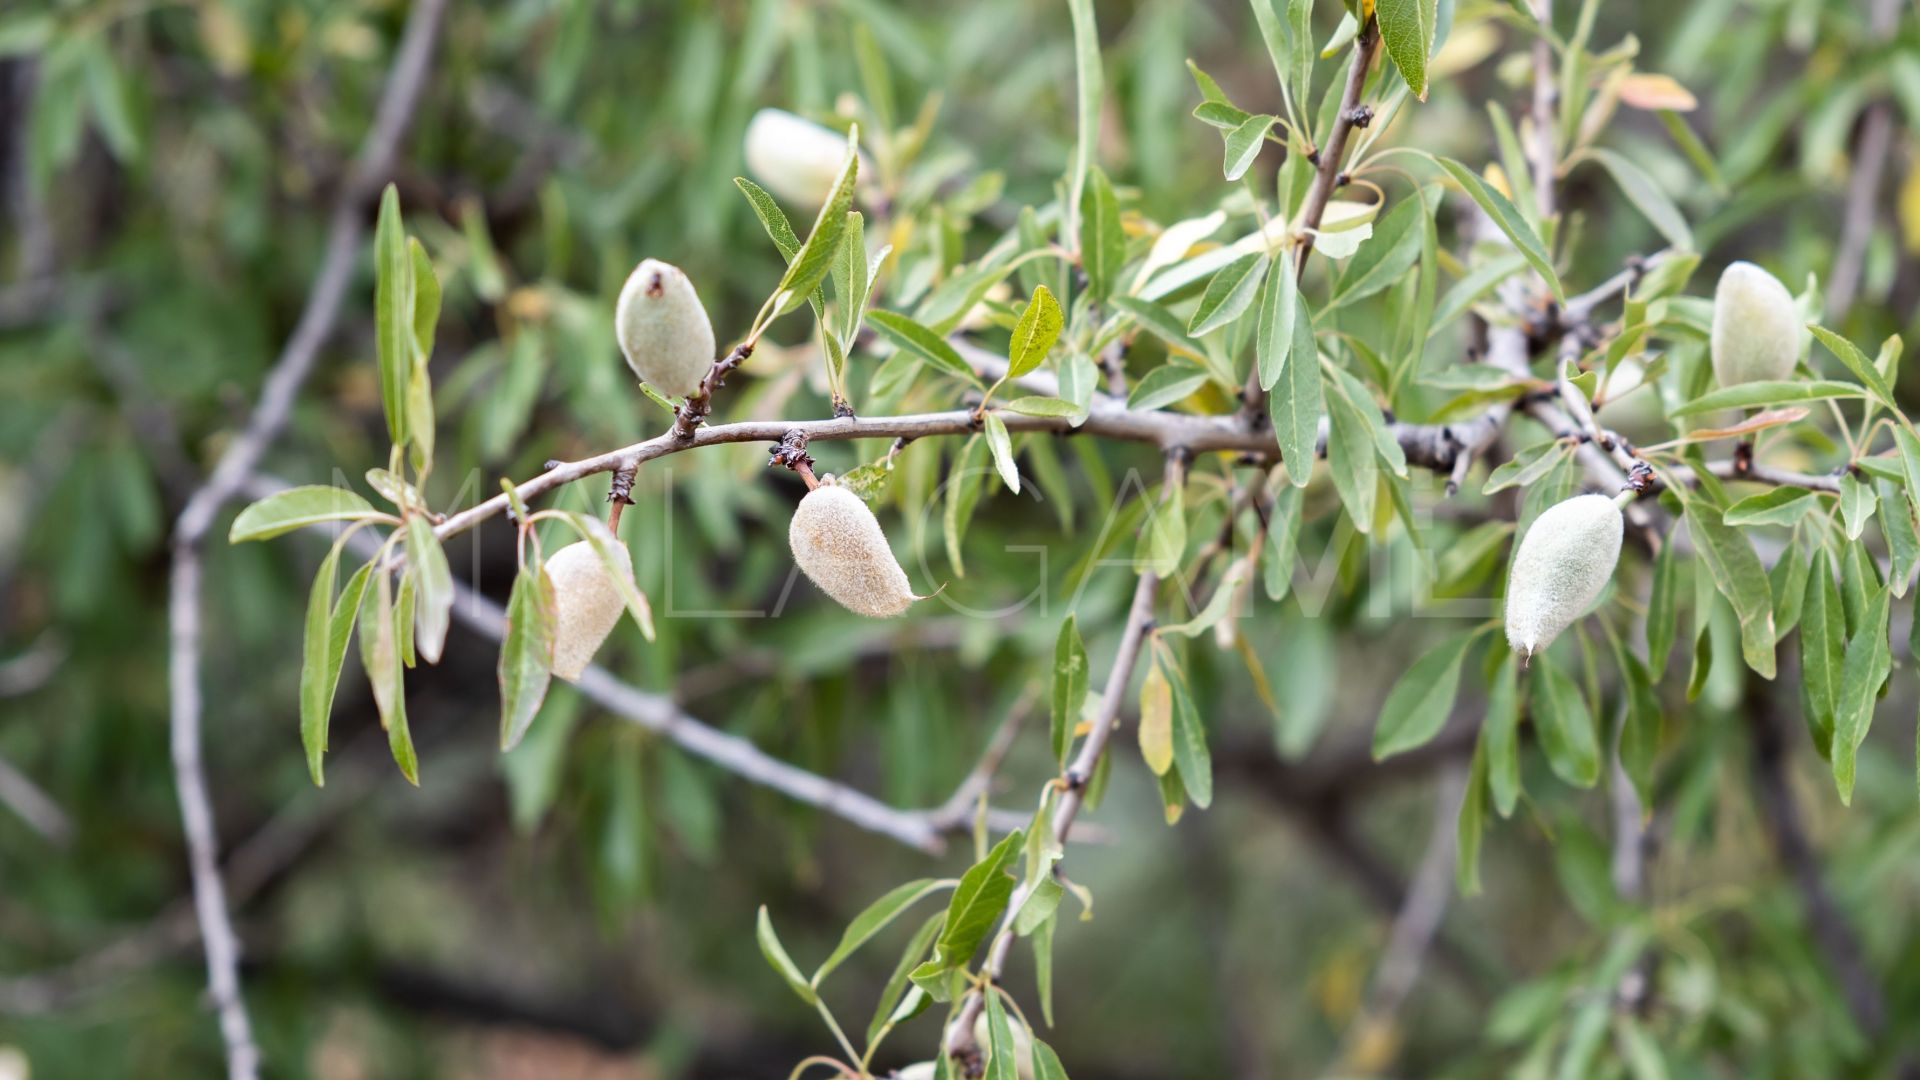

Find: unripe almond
<box><xmin>1504</xmin><ymin>493</ymin><xmax>1624</xmax><ymax>658</ymax></box>
<box><xmin>742</xmin><ymin>108</ymin><xmax>871</xmax><ymax>209</ymax></box>
<box><xmin>789</xmin><ymin>483</ymin><xmax>917</xmax><ymax>618</ymax></box>
<box><xmin>616</xmin><ymin>259</ymin><xmax>716</xmax><ymax>399</ymax></box>
<box><xmin>543</xmin><ymin>540</ymin><xmax>632</xmax><ymax>680</ymax></box>
<box><xmin>1711</xmin><ymin>261</ymin><xmax>1801</xmax><ymax>388</ymax></box>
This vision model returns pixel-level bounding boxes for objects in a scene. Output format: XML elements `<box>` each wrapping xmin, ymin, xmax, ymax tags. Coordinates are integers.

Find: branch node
<box><xmin>1343</xmin><ymin>104</ymin><xmax>1374</xmax><ymax>128</ymax></box>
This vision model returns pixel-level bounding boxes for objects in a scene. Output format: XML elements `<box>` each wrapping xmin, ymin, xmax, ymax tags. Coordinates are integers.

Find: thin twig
<box><xmin>943</xmin><ymin>453</ymin><xmax>1183</xmax><ymax>1075</ymax></box>
<box><xmin>162</xmin><ymin>2</ymin><xmax>447</xmax><ymax>1074</ymax></box>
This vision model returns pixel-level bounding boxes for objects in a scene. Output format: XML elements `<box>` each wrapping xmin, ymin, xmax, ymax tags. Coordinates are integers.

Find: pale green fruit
<box><xmin>789</xmin><ymin>484</ymin><xmax>917</xmax><ymax>618</ymax></box>
<box><xmin>1504</xmin><ymin>494</ymin><xmax>1623</xmax><ymax>658</ymax></box>
<box><xmin>1710</xmin><ymin>261</ymin><xmax>1801</xmax><ymax>387</ymax></box>
<box><xmin>742</xmin><ymin>108</ymin><xmax>870</xmax><ymax>209</ymax></box>
<box><xmin>615</xmin><ymin>259</ymin><xmax>715</xmax><ymax>399</ymax></box>
<box><xmin>543</xmin><ymin>541</ymin><xmax>632</xmax><ymax>680</ymax></box>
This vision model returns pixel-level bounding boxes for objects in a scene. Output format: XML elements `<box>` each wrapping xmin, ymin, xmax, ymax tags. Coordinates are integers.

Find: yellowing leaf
<box><xmin>1138</xmin><ymin>660</ymin><xmax>1173</xmax><ymax>775</ymax></box>
<box><xmin>1618</xmin><ymin>72</ymin><xmax>1698</xmax><ymax>112</ymax></box>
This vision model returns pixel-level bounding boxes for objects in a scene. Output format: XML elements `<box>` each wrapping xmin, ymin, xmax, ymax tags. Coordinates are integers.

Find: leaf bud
<box><xmin>616</xmin><ymin>259</ymin><xmax>716</xmax><ymax>399</ymax></box>
<box><xmin>1710</xmin><ymin>261</ymin><xmax>1801</xmax><ymax>388</ymax></box>
<box><xmin>543</xmin><ymin>540</ymin><xmax>632</xmax><ymax>680</ymax></box>
<box><xmin>788</xmin><ymin>482</ymin><xmax>918</xmax><ymax>618</ymax></box>
<box><xmin>1504</xmin><ymin>493</ymin><xmax>1624</xmax><ymax>658</ymax></box>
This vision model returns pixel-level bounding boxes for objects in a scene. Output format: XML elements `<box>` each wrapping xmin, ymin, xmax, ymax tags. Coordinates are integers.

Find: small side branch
<box><xmin>671</xmin><ymin>341</ymin><xmax>754</xmax><ymax>441</ymax></box>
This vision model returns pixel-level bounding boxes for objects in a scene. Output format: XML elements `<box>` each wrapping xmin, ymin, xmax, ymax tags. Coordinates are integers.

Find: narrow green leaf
<box><xmin>1533</xmin><ymin>657</ymin><xmax>1601</xmax><ymax>788</ymax></box>
<box><xmin>773</xmin><ymin>129</ymin><xmax>861</xmax><ymax>315</ymax></box>
<box><xmin>833</xmin><ymin>210</ymin><xmax>869</xmax><ymax>344</ymax></box>
<box><xmin>1839</xmin><ymin>474</ymin><xmax>1878</xmax><ymax>541</ymax></box>
<box><xmin>405</xmin><ymin>515</ymin><xmax>453</xmax><ymax>665</ymax></box>
<box><xmin>1189</xmin><ymin>252</ymin><xmax>1270</xmax><ymax>336</ymax></box>
<box><xmin>1811</xmin><ymin>325</ymin><xmax>1897</xmax><ymax>407</ymax></box>
<box><xmin>374</xmin><ymin>184</ymin><xmax>412</xmax><ymax>445</ymax></box>
<box><xmin>1004</xmin><ymin>396</ymin><xmax>1080</xmax><ymax>417</ymax></box>
<box><xmin>1433</xmin><ymin>156</ymin><xmax>1563</xmax><ymax>304</ymax></box>
<box><xmin>755</xmin><ymin>906</ymin><xmax>818</xmax><ymax>1005</ymax></box>
<box><xmin>1065</xmin><ymin>0</ymin><xmax>1102</xmax><ymax>246</ymax></box>
<box><xmin>1078</xmin><ymin>166</ymin><xmax>1124</xmax><ymax>303</ymax></box>
<box><xmin>1724</xmin><ymin>487</ymin><xmax>1821</xmax><ymax>527</ymax></box>
<box><xmin>1458</xmin><ymin>742</ymin><xmax>1487</xmax><ymax>896</ymax></box>
<box><xmin>408</xmin><ymin>237</ymin><xmax>440</xmax><ymax>361</ymax></box>
<box><xmin>869</xmin><ymin>309</ymin><xmax>982</xmax><ymax>384</ymax></box>
<box><xmin>499</xmin><ymin>565</ymin><xmax>556</xmax><ymax>751</ymax></box>
<box><xmin>866</xmin><ymin>911</ymin><xmax>944</xmax><ymax>1046</ymax></box>
<box><xmin>1684</xmin><ymin>498</ymin><xmax>1777</xmax><ymax>678</ymax></box>
<box><xmin>229</xmin><ymin>485</ymin><xmax>379</xmax><ymax>542</ymax></box>
<box><xmin>1801</xmin><ymin>547</ymin><xmax>1843</xmax><ymax>760</ymax></box>
<box><xmin>985</xmin><ymin>989</ymin><xmax>1018</xmax><ymax>1080</ymax></box>
<box><xmin>813</xmin><ymin>878</ymin><xmax>954</xmax><ymax>988</ymax></box>
<box><xmin>1647</xmin><ymin>534</ymin><xmax>1677</xmax><ymax>681</ymax></box>
<box><xmin>1270</xmin><ymin>289</ymin><xmax>1321</xmax><ymax>488</ymax></box>
<box><xmin>1328</xmin><ymin>188</ymin><xmax>1428</xmax><ymax>309</ymax></box>
<box><xmin>1373</xmin><ymin>632</ymin><xmax>1474</xmax><ymax>758</ymax></box>
<box><xmin>1833</xmin><ymin>583</ymin><xmax>1892</xmax><ymax>804</ymax></box>
<box><xmin>1051</xmin><ymin>616</ymin><xmax>1088</xmax><ymax>767</ymax></box>
<box><xmin>1323</xmin><ymin>367</ymin><xmax>1378</xmax><ymax>531</ymax></box>
<box><xmin>1670</xmin><ymin>379</ymin><xmax>1866</xmax><ymax>416</ymax></box>
<box><xmin>1583</xmin><ymin>148</ymin><xmax>1693</xmax><ymax>250</ymax></box>
<box><xmin>1484</xmin><ymin>651</ymin><xmax>1522</xmax><ymax>816</ymax></box>
<box><xmin>734</xmin><ymin>176</ymin><xmax>802</xmax><ymax>260</ymax></box>
<box><xmin>1160</xmin><ymin>645</ymin><xmax>1213</xmax><ymax>808</ymax></box>
<box><xmin>1126</xmin><ymin>365</ymin><xmax>1210</xmax><ymax>412</ymax></box>
<box><xmin>299</xmin><ymin>542</ymin><xmax>344</xmax><ymax>786</ymax></box>
<box><xmin>1256</xmin><ymin>255</ymin><xmax>1299</xmax><ymax>391</ymax></box>
<box><xmin>920</xmin><ymin>828</ymin><xmax>1024</xmax><ymax>983</ymax></box>
<box><xmin>1032</xmin><ymin>1036</ymin><xmax>1070</xmax><ymax>1080</ymax></box>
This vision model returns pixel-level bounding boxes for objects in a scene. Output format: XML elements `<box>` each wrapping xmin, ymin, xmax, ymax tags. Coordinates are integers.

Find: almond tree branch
<box><xmin>163</xmin><ymin>2</ymin><xmax>447</xmax><ymax>1074</ymax></box>
<box><xmin>943</xmin><ymin>452</ymin><xmax>1182</xmax><ymax>1076</ymax></box>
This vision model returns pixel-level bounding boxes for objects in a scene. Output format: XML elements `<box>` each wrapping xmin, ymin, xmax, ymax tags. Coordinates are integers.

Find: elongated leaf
<box><xmin>1270</xmin><ymin>289</ymin><xmax>1320</xmax><ymax>487</ymax></box>
<box><xmin>1839</xmin><ymin>474</ymin><xmax>1878</xmax><ymax>540</ymax></box>
<box><xmin>405</xmin><ymin>515</ymin><xmax>452</xmax><ymax>664</ymax></box>
<box><xmin>985</xmin><ymin>988</ymin><xmax>1019</xmax><ymax>1080</ymax></box>
<box><xmin>774</xmin><ymin>129</ymin><xmax>860</xmax><ymax>315</ymax></box>
<box><xmin>912</xmin><ymin>828</ymin><xmax>1024</xmax><ymax>997</ymax></box>
<box><xmin>869</xmin><ymin>309</ymin><xmax>982</xmax><ymax>384</ymax></box>
<box><xmin>1323</xmin><ymin>367</ymin><xmax>1378</xmax><ymax>530</ymax></box>
<box><xmin>984</xmin><ymin>412</ymin><xmax>1020</xmax><ymax>494</ymax></box>
<box><xmin>499</xmin><ymin>565</ymin><xmax>556</xmax><ymax>751</ymax></box>
<box><xmin>374</xmin><ymin>184</ymin><xmax>412</xmax><ymax>445</ymax></box>
<box><xmin>1724</xmin><ymin>487</ymin><xmax>1821</xmax><ymax>526</ymax></box>
<box><xmin>1007</xmin><ymin>285</ymin><xmax>1064</xmax><ymax>377</ymax></box>
<box><xmin>1668</xmin><ymin>407</ymin><xmax>1810</xmax><ymax>444</ymax></box>
<box><xmin>1671</xmin><ymin>380</ymin><xmax>1865</xmax><ymax>416</ymax></box>
<box><xmin>1127</xmin><ymin>365</ymin><xmax>1210</xmax><ymax>412</ymax></box>
<box><xmin>734</xmin><ymin>176</ymin><xmax>802</xmax><ymax>259</ymax></box>
<box><xmin>1647</xmin><ymin>535</ymin><xmax>1677</xmax><ymax>680</ymax></box>
<box><xmin>1584</xmin><ymin>148</ymin><xmax>1693</xmax><ymax>250</ymax></box>
<box><xmin>1881</xmin><ymin>478</ymin><xmax>1920</xmax><ymax>597</ymax></box>
<box><xmin>1032</xmin><ymin>1037</ymin><xmax>1070</xmax><ymax>1080</ymax></box>
<box><xmin>1004</xmin><ymin>396</ymin><xmax>1080</xmax><ymax>417</ymax></box>
<box><xmin>1801</xmin><ymin>547</ymin><xmax>1843</xmax><ymax>760</ymax></box>
<box><xmin>409</xmin><ymin>237</ymin><xmax>440</xmax><ymax>360</ymax></box>
<box><xmin>360</xmin><ymin>568</ymin><xmax>419</xmax><ymax>784</ymax></box>
<box><xmin>1833</xmin><ymin>582</ymin><xmax>1892</xmax><ymax>804</ymax></box>
<box><xmin>1329</xmin><ymin>190</ymin><xmax>1427</xmax><ymax>309</ymax></box>
<box><xmin>1139</xmin><ymin>655</ymin><xmax>1173</xmax><ymax>775</ymax></box>
<box><xmin>813</xmin><ymin>878</ymin><xmax>953</xmax><ymax>987</ymax></box>
<box><xmin>1256</xmin><ymin>255</ymin><xmax>1298</xmax><ymax>391</ymax></box>
<box><xmin>1051</xmin><ymin>616</ymin><xmax>1088</xmax><ymax>766</ymax></box>
<box><xmin>1189</xmin><ymin>252</ymin><xmax>1270</xmax><ymax>336</ymax></box>
<box><xmin>1484</xmin><ymin>652</ymin><xmax>1522</xmax><ymax>816</ymax></box>
<box><xmin>230</xmin><ymin>486</ymin><xmax>379</xmax><ymax>542</ymax></box>
<box><xmin>1079</xmin><ymin>166</ymin><xmax>1124</xmax><ymax>302</ymax></box>
<box><xmin>1065</xmin><ymin>0</ymin><xmax>1101</xmax><ymax>245</ymax></box>
<box><xmin>1684</xmin><ymin>499</ymin><xmax>1777</xmax><ymax>678</ymax></box>
<box><xmin>1433</xmin><ymin>156</ymin><xmax>1563</xmax><ymax>304</ymax></box>
<box><xmin>300</xmin><ymin>543</ymin><xmax>343</xmax><ymax>786</ymax></box>
<box><xmin>1533</xmin><ymin>657</ymin><xmax>1601</xmax><ymax>788</ymax></box>
<box><xmin>1160</xmin><ymin>647</ymin><xmax>1212</xmax><ymax>809</ymax></box>
<box><xmin>755</xmin><ymin>906</ymin><xmax>818</xmax><ymax>1005</ymax></box>
<box><xmin>833</xmin><ymin>210</ymin><xmax>869</xmax><ymax>344</ymax></box>
<box><xmin>866</xmin><ymin>911</ymin><xmax>944</xmax><ymax>1046</ymax></box>
<box><xmin>1811</xmin><ymin>325</ymin><xmax>1896</xmax><ymax>407</ymax></box>
<box><xmin>1373</xmin><ymin>631</ymin><xmax>1474</xmax><ymax>758</ymax></box>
